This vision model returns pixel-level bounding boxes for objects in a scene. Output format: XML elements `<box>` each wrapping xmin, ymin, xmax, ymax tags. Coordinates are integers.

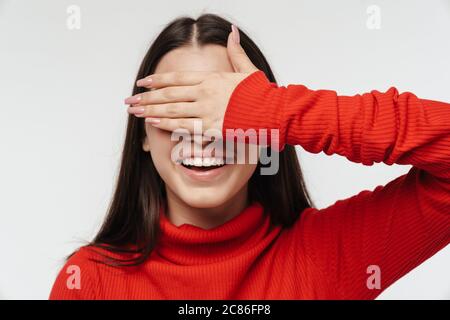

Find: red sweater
<box><xmin>50</xmin><ymin>71</ymin><xmax>450</xmax><ymax>300</ymax></box>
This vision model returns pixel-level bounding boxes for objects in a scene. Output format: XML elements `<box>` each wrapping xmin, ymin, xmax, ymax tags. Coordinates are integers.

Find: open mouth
<box><xmin>178</xmin><ymin>157</ymin><xmax>227</xmax><ymax>172</ymax></box>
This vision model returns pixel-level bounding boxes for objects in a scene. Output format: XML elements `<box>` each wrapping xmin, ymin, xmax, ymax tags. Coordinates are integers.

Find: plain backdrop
<box><xmin>0</xmin><ymin>0</ymin><xmax>449</xmax><ymax>299</ymax></box>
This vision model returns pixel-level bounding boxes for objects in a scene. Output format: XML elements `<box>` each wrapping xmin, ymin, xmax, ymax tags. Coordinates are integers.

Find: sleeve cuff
<box><xmin>222</xmin><ymin>70</ymin><xmax>285</xmax><ymax>151</ymax></box>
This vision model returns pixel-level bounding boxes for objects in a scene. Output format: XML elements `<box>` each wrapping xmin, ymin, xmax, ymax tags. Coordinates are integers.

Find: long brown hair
<box><xmin>87</xmin><ymin>13</ymin><xmax>314</xmax><ymax>266</ymax></box>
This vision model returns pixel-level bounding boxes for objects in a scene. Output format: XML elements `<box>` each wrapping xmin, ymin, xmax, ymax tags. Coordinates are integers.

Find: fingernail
<box><xmin>231</xmin><ymin>25</ymin><xmax>240</xmax><ymax>44</ymax></box>
<box><xmin>136</xmin><ymin>77</ymin><xmax>152</xmax><ymax>87</ymax></box>
<box><xmin>127</xmin><ymin>106</ymin><xmax>145</xmax><ymax>115</ymax></box>
<box><xmin>124</xmin><ymin>95</ymin><xmax>142</xmax><ymax>104</ymax></box>
<box><xmin>145</xmin><ymin>117</ymin><xmax>160</xmax><ymax>124</ymax></box>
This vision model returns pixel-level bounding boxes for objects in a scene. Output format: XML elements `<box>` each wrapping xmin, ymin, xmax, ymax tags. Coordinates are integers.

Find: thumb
<box><xmin>227</xmin><ymin>25</ymin><xmax>258</xmax><ymax>73</ymax></box>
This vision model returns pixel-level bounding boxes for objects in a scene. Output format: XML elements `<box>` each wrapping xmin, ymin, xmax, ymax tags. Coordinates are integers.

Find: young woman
<box><xmin>50</xmin><ymin>14</ymin><xmax>450</xmax><ymax>300</ymax></box>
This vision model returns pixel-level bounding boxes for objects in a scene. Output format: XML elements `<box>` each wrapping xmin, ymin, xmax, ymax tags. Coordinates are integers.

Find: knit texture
<box><xmin>50</xmin><ymin>71</ymin><xmax>450</xmax><ymax>299</ymax></box>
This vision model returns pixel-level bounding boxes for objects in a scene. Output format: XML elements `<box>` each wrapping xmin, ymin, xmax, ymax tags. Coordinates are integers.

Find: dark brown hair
<box><xmin>86</xmin><ymin>13</ymin><xmax>314</xmax><ymax>266</ymax></box>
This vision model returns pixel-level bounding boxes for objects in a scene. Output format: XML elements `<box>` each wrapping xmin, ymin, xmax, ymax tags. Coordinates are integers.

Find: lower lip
<box><xmin>177</xmin><ymin>163</ymin><xmax>228</xmax><ymax>182</ymax></box>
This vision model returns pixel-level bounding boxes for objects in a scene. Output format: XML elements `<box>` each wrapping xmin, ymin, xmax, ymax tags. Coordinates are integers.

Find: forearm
<box><xmin>224</xmin><ymin>71</ymin><xmax>450</xmax><ymax>180</ymax></box>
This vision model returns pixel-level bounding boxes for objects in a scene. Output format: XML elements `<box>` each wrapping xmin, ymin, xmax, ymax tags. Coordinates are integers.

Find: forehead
<box><xmin>154</xmin><ymin>44</ymin><xmax>234</xmax><ymax>73</ymax></box>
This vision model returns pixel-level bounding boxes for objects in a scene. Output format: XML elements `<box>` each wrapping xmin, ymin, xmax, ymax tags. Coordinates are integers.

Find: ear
<box><xmin>142</xmin><ymin>135</ymin><xmax>151</xmax><ymax>152</ymax></box>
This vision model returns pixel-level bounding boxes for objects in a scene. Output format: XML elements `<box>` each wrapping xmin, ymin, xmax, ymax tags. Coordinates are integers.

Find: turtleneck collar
<box><xmin>155</xmin><ymin>201</ymin><xmax>281</xmax><ymax>265</ymax></box>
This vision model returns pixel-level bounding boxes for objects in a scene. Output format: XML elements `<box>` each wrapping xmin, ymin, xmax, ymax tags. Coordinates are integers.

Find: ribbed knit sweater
<box><xmin>49</xmin><ymin>71</ymin><xmax>450</xmax><ymax>300</ymax></box>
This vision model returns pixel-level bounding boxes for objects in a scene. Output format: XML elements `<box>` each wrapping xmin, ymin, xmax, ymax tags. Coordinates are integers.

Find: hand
<box><xmin>124</xmin><ymin>25</ymin><xmax>259</xmax><ymax>134</ymax></box>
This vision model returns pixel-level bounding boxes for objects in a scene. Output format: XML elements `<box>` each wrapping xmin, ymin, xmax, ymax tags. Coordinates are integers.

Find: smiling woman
<box><xmin>49</xmin><ymin>12</ymin><xmax>450</xmax><ymax>300</ymax></box>
<box><xmin>49</xmin><ymin>13</ymin><xmax>313</xmax><ymax>299</ymax></box>
<box><xmin>138</xmin><ymin>41</ymin><xmax>262</xmax><ymax>222</ymax></box>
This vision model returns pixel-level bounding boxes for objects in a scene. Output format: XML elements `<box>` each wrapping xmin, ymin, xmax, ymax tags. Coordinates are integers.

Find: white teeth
<box><xmin>181</xmin><ymin>157</ymin><xmax>225</xmax><ymax>167</ymax></box>
<box><xmin>193</xmin><ymin>157</ymin><xmax>202</xmax><ymax>167</ymax></box>
<box><xmin>203</xmin><ymin>158</ymin><xmax>212</xmax><ymax>167</ymax></box>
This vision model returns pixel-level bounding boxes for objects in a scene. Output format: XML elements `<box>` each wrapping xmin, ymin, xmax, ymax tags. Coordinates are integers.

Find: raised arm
<box><xmin>223</xmin><ymin>70</ymin><xmax>450</xmax><ymax>298</ymax></box>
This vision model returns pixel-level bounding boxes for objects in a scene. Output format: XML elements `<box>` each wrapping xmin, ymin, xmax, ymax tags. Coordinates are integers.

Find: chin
<box><xmin>176</xmin><ymin>186</ymin><xmax>235</xmax><ymax>209</ymax></box>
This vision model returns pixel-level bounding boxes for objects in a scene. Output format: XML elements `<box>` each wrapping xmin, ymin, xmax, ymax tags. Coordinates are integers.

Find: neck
<box><xmin>164</xmin><ymin>186</ymin><xmax>249</xmax><ymax>230</ymax></box>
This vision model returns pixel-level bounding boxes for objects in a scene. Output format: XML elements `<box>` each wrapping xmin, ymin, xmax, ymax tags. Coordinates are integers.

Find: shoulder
<box><xmin>49</xmin><ymin>245</ymin><xmax>103</xmax><ymax>300</ymax></box>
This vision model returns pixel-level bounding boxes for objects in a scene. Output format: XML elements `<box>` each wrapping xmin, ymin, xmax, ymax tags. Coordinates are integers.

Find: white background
<box><xmin>0</xmin><ymin>0</ymin><xmax>449</xmax><ymax>299</ymax></box>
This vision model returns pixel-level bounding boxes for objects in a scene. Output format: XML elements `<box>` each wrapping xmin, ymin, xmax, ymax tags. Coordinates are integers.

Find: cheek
<box><xmin>227</xmin><ymin>163</ymin><xmax>257</xmax><ymax>189</ymax></box>
<box><xmin>146</xmin><ymin>126</ymin><xmax>176</xmax><ymax>175</ymax></box>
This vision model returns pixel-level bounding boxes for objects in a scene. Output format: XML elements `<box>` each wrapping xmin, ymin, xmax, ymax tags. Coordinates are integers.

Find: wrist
<box><xmin>223</xmin><ymin>70</ymin><xmax>285</xmax><ymax>150</ymax></box>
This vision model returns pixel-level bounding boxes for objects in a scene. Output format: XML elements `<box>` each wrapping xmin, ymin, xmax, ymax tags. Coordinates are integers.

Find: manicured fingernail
<box><xmin>124</xmin><ymin>95</ymin><xmax>142</xmax><ymax>104</ymax></box>
<box><xmin>231</xmin><ymin>25</ymin><xmax>240</xmax><ymax>44</ymax></box>
<box><xmin>145</xmin><ymin>117</ymin><xmax>160</xmax><ymax>124</ymax></box>
<box><xmin>136</xmin><ymin>77</ymin><xmax>152</xmax><ymax>87</ymax></box>
<box><xmin>127</xmin><ymin>106</ymin><xmax>145</xmax><ymax>115</ymax></box>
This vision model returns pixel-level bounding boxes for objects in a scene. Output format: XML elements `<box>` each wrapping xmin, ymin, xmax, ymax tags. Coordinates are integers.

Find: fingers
<box><xmin>127</xmin><ymin>102</ymin><xmax>201</xmax><ymax>118</ymax></box>
<box><xmin>136</xmin><ymin>71</ymin><xmax>213</xmax><ymax>89</ymax></box>
<box><xmin>124</xmin><ymin>86</ymin><xmax>197</xmax><ymax>105</ymax></box>
<box><xmin>227</xmin><ymin>25</ymin><xmax>258</xmax><ymax>73</ymax></box>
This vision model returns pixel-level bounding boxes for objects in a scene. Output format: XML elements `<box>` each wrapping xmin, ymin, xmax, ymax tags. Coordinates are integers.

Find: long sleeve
<box><xmin>223</xmin><ymin>70</ymin><xmax>450</xmax><ymax>299</ymax></box>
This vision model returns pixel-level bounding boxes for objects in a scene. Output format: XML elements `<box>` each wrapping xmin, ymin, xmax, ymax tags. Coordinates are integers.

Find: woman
<box><xmin>50</xmin><ymin>14</ymin><xmax>450</xmax><ymax>300</ymax></box>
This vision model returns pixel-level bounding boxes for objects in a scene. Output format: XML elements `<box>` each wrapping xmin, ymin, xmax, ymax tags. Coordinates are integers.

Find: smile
<box><xmin>179</xmin><ymin>157</ymin><xmax>225</xmax><ymax>168</ymax></box>
<box><xmin>176</xmin><ymin>157</ymin><xmax>230</xmax><ymax>181</ymax></box>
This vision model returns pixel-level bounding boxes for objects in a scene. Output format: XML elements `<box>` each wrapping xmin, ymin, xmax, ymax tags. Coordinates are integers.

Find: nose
<box><xmin>190</xmin><ymin>135</ymin><xmax>224</xmax><ymax>158</ymax></box>
<box><xmin>191</xmin><ymin>134</ymin><xmax>220</xmax><ymax>147</ymax></box>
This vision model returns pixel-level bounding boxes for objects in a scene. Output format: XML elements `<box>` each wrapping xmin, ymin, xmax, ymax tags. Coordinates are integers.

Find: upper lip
<box><xmin>175</xmin><ymin>141</ymin><xmax>236</xmax><ymax>163</ymax></box>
